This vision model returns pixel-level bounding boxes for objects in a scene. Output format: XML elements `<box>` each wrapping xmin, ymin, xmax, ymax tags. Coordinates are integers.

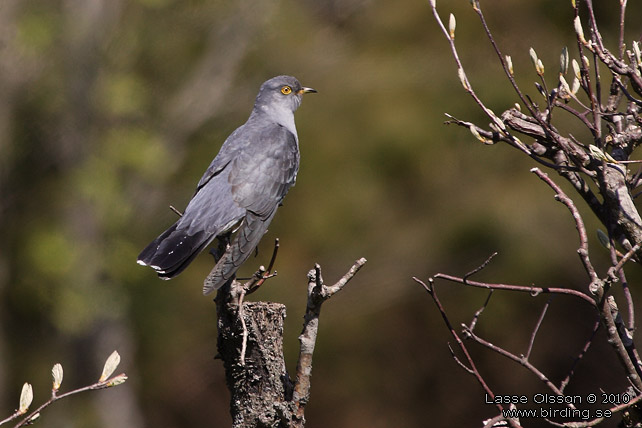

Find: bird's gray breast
<box><xmin>229</xmin><ymin>123</ymin><xmax>299</xmax><ymax>217</ymax></box>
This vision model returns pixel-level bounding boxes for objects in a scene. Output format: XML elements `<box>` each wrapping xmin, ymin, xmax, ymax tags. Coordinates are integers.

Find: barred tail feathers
<box><xmin>203</xmin><ymin>211</ymin><xmax>275</xmax><ymax>294</ymax></box>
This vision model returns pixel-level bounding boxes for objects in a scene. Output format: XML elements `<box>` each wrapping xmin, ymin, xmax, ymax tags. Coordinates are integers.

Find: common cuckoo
<box><xmin>137</xmin><ymin>75</ymin><xmax>316</xmax><ymax>294</ymax></box>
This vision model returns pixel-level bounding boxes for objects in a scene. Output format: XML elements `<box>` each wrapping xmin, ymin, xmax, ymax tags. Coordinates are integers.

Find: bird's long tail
<box><xmin>203</xmin><ymin>210</ymin><xmax>275</xmax><ymax>294</ymax></box>
<box><xmin>137</xmin><ymin>223</ymin><xmax>214</xmax><ymax>280</ymax></box>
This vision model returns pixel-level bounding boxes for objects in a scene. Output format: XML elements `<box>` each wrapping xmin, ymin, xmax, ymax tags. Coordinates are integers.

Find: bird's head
<box><xmin>254</xmin><ymin>75</ymin><xmax>317</xmax><ymax>114</ymax></box>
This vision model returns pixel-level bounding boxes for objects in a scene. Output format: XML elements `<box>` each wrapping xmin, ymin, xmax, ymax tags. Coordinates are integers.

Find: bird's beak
<box><xmin>298</xmin><ymin>87</ymin><xmax>317</xmax><ymax>94</ymax></box>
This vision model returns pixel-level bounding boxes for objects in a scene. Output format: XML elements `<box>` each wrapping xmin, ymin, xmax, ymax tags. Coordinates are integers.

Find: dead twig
<box><xmin>432</xmin><ymin>272</ymin><xmax>596</xmax><ymax>306</ymax></box>
<box><xmin>169</xmin><ymin>205</ymin><xmax>183</xmax><ymax>217</ymax></box>
<box><xmin>464</xmin><ymin>252</ymin><xmax>498</xmax><ymax>283</ymax></box>
<box><xmin>292</xmin><ymin>258</ymin><xmax>367</xmax><ymax>427</ymax></box>
<box><xmin>526</xmin><ymin>297</ymin><xmax>552</xmax><ymax>360</ymax></box>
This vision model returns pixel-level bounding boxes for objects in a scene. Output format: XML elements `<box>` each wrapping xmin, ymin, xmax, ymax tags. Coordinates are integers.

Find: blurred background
<box><xmin>2</xmin><ymin>0</ymin><xmax>642</xmax><ymax>426</ymax></box>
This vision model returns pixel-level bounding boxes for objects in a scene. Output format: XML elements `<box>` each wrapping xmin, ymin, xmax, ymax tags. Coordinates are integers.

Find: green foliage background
<box><xmin>1</xmin><ymin>0</ymin><xmax>641</xmax><ymax>426</ymax></box>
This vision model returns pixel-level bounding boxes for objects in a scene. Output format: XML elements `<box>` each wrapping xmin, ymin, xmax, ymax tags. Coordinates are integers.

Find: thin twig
<box><xmin>444</xmin><ymin>114</ymin><xmax>562</xmax><ymax>169</ymax></box>
<box><xmin>469</xmin><ymin>291</ymin><xmax>493</xmax><ymax>332</ymax></box>
<box><xmin>249</xmin><ymin>239</ymin><xmax>280</xmax><ymax>291</ymax></box>
<box><xmin>468</xmin><ymin>1</ymin><xmax>537</xmax><ymax>123</ymax></box>
<box><xmin>531</xmin><ymin>167</ymin><xmax>599</xmax><ymax>283</ymax></box>
<box><xmin>8</xmin><ymin>373</ymin><xmax>127</xmax><ymax>428</ymax></box>
<box><xmin>526</xmin><ymin>297</ymin><xmax>552</xmax><ymax>359</ymax></box>
<box><xmin>447</xmin><ymin>343</ymin><xmax>474</xmax><ymax>374</ymax></box>
<box><xmin>429</xmin><ymin>2</ymin><xmax>531</xmax><ymax>157</ymax></box>
<box><xmin>607</xmin><ymin>238</ymin><xmax>636</xmax><ymax>331</ymax></box>
<box><xmin>554</xmin><ymin>101</ymin><xmax>597</xmax><ymax>132</ymax></box>
<box><xmin>559</xmin><ymin>317</ymin><xmax>600</xmax><ymax>392</ymax></box>
<box><xmin>432</xmin><ymin>272</ymin><xmax>596</xmax><ymax>306</ymax></box>
<box><xmin>598</xmin><ymin>294</ymin><xmax>642</xmax><ymax>390</ymax></box>
<box><xmin>607</xmin><ymin>242</ymin><xmax>641</xmax><ymax>282</ymax></box>
<box><xmin>463</xmin><ymin>252</ymin><xmax>498</xmax><ymax>283</ymax></box>
<box><xmin>169</xmin><ymin>205</ymin><xmax>183</xmax><ymax>217</ymax></box>
<box><xmin>618</xmin><ymin>0</ymin><xmax>628</xmax><ymax>60</ymax></box>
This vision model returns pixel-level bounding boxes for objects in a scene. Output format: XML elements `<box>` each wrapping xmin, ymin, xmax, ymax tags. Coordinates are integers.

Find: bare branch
<box><xmin>468</xmin><ymin>291</ymin><xmax>493</xmax><ymax>332</ymax></box>
<box><xmin>429</xmin><ymin>3</ymin><xmax>527</xmax><ymax>155</ymax></box>
<box><xmin>292</xmin><ymin>258</ymin><xmax>367</xmax><ymax>426</ymax></box>
<box><xmin>432</xmin><ymin>272</ymin><xmax>596</xmax><ymax>306</ymax></box>
<box><xmin>414</xmin><ymin>277</ymin><xmax>522</xmax><ymax>428</ymax></box>
<box><xmin>2</xmin><ymin>368</ymin><xmax>127</xmax><ymax>428</ymax></box>
<box><xmin>530</xmin><ymin>168</ymin><xmax>598</xmax><ymax>283</ymax></box>
<box><xmin>462</xmin><ymin>325</ymin><xmax>573</xmax><ymax>408</ymax></box>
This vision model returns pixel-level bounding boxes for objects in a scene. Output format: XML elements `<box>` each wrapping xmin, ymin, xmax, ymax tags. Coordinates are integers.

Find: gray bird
<box><xmin>137</xmin><ymin>75</ymin><xmax>316</xmax><ymax>294</ymax></box>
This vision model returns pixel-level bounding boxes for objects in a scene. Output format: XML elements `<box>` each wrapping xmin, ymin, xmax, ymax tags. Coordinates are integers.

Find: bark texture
<box><xmin>216</xmin><ymin>298</ymin><xmax>297</xmax><ymax>428</ymax></box>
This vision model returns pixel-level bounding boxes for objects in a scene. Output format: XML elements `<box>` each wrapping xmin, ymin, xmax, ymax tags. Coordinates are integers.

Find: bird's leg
<box><xmin>209</xmin><ymin>233</ymin><xmax>232</xmax><ymax>263</ymax></box>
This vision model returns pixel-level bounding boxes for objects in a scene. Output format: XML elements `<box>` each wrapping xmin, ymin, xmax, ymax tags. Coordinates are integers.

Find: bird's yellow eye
<box><xmin>281</xmin><ymin>85</ymin><xmax>292</xmax><ymax>95</ymax></box>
